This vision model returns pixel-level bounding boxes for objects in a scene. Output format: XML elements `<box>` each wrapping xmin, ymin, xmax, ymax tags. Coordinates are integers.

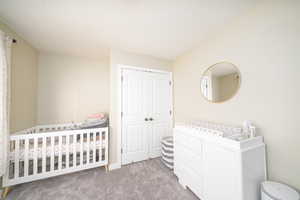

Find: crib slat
<box><xmin>58</xmin><ymin>135</ymin><xmax>62</xmax><ymax>170</ymax></box>
<box><xmin>42</xmin><ymin>136</ymin><xmax>46</xmax><ymax>173</ymax></box>
<box><xmin>33</xmin><ymin>137</ymin><xmax>38</xmax><ymax>175</ymax></box>
<box><xmin>24</xmin><ymin>138</ymin><xmax>29</xmax><ymax>177</ymax></box>
<box><xmin>99</xmin><ymin>132</ymin><xmax>102</xmax><ymax>161</ymax></box>
<box><xmin>80</xmin><ymin>133</ymin><xmax>83</xmax><ymax>166</ymax></box>
<box><xmin>50</xmin><ymin>136</ymin><xmax>55</xmax><ymax>171</ymax></box>
<box><xmin>14</xmin><ymin>140</ymin><xmax>20</xmax><ymax>179</ymax></box>
<box><xmin>73</xmin><ymin>134</ymin><xmax>76</xmax><ymax>167</ymax></box>
<box><xmin>87</xmin><ymin>133</ymin><xmax>90</xmax><ymax>164</ymax></box>
<box><xmin>93</xmin><ymin>132</ymin><xmax>96</xmax><ymax>163</ymax></box>
<box><xmin>66</xmin><ymin>135</ymin><xmax>70</xmax><ymax>168</ymax></box>
<box><xmin>105</xmin><ymin>130</ymin><xmax>108</xmax><ymax>162</ymax></box>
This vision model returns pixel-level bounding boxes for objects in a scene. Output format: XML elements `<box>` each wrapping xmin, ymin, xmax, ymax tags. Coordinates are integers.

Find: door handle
<box><xmin>145</xmin><ymin>118</ymin><xmax>149</xmax><ymax>121</ymax></box>
<box><xmin>149</xmin><ymin>118</ymin><xmax>153</xmax><ymax>121</ymax></box>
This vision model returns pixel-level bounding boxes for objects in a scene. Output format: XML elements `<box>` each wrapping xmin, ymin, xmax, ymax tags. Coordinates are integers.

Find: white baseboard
<box><xmin>109</xmin><ymin>162</ymin><xmax>121</xmax><ymax>171</ymax></box>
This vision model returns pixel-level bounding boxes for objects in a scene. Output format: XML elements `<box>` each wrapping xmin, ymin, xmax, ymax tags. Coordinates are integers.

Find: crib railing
<box><xmin>36</xmin><ymin>123</ymin><xmax>79</xmax><ymax>133</ymax></box>
<box><xmin>13</xmin><ymin>123</ymin><xmax>82</xmax><ymax>135</ymax></box>
<box><xmin>3</xmin><ymin>127</ymin><xmax>108</xmax><ymax>187</ymax></box>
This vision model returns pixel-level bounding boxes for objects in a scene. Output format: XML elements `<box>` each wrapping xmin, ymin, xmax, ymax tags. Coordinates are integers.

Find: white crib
<box><xmin>2</xmin><ymin>123</ymin><xmax>109</xmax><ymax>187</ymax></box>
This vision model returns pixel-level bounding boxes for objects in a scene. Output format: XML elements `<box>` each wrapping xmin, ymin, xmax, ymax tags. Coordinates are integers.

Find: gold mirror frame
<box><xmin>200</xmin><ymin>61</ymin><xmax>241</xmax><ymax>103</ymax></box>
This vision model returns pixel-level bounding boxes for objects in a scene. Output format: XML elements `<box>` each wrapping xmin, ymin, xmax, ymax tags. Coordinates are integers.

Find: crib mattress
<box><xmin>9</xmin><ymin>140</ymin><xmax>105</xmax><ymax>161</ymax></box>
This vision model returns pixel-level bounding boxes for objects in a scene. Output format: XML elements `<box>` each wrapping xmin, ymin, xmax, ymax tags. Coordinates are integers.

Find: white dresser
<box><xmin>174</xmin><ymin>124</ymin><xmax>266</xmax><ymax>200</ymax></box>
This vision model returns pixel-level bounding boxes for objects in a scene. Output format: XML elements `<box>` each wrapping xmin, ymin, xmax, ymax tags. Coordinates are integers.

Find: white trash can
<box><xmin>261</xmin><ymin>181</ymin><xmax>299</xmax><ymax>200</ymax></box>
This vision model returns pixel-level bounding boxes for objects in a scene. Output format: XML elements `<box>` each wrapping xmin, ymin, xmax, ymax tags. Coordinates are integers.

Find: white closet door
<box><xmin>121</xmin><ymin>68</ymin><xmax>172</xmax><ymax>164</ymax></box>
<box><xmin>149</xmin><ymin>72</ymin><xmax>172</xmax><ymax>158</ymax></box>
<box><xmin>122</xmin><ymin>69</ymin><xmax>151</xmax><ymax>164</ymax></box>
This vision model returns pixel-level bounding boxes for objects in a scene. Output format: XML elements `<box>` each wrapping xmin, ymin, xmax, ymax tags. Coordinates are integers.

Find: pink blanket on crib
<box><xmin>87</xmin><ymin>113</ymin><xmax>106</xmax><ymax>119</ymax></box>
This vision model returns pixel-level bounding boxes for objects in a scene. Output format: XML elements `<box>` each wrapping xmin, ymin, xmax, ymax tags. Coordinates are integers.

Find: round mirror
<box><xmin>200</xmin><ymin>62</ymin><xmax>241</xmax><ymax>103</ymax></box>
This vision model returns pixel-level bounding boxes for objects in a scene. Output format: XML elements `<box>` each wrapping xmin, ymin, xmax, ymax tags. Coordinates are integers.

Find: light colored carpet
<box><xmin>6</xmin><ymin>158</ymin><xmax>199</xmax><ymax>200</ymax></box>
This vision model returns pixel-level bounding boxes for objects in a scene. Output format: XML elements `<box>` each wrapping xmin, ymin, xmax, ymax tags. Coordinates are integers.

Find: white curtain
<box><xmin>0</xmin><ymin>31</ymin><xmax>12</xmax><ymax>177</ymax></box>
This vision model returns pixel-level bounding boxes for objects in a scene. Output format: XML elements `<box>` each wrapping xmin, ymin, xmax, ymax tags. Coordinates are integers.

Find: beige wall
<box><xmin>37</xmin><ymin>53</ymin><xmax>109</xmax><ymax>125</ymax></box>
<box><xmin>173</xmin><ymin>0</ymin><xmax>300</xmax><ymax>190</ymax></box>
<box><xmin>0</xmin><ymin>20</ymin><xmax>38</xmax><ymax>133</ymax></box>
<box><xmin>109</xmin><ymin>49</ymin><xmax>172</xmax><ymax>164</ymax></box>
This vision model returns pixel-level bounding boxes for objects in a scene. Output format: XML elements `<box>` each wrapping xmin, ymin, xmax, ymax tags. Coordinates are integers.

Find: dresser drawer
<box><xmin>174</xmin><ymin>130</ymin><xmax>202</xmax><ymax>156</ymax></box>
<box><xmin>175</xmin><ymin>157</ymin><xmax>203</xmax><ymax>199</ymax></box>
<box><xmin>174</xmin><ymin>145</ymin><xmax>202</xmax><ymax>177</ymax></box>
<box><xmin>184</xmin><ymin>164</ymin><xmax>203</xmax><ymax>199</ymax></box>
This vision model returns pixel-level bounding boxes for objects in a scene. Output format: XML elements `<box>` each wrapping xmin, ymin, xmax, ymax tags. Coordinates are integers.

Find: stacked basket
<box><xmin>161</xmin><ymin>136</ymin><xmax>174</xmax><ymax>169</ymax></box>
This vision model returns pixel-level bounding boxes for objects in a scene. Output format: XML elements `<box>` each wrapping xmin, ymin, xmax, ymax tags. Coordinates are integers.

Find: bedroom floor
<box><xmin>6</xmin><ymin>158</ymin><xmax>198</xmax><ymax>200</ymax></box>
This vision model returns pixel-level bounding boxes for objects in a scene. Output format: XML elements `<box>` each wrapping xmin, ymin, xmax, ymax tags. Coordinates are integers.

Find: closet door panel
<box><xmin>149</xmin><ymin>73</ymin><xmax>172</xmax><ymax>157</ymax></box>
<box><xmin>122</xmin><ymin>69</ymin><xmax>149</xmax><ymax>164</ymax></box>
<box><xmin>142</xmin><ymin>74</ymin><xmax>153</xmax><ymax>120</ymax></box>
<box><xmin>122</xmin><ymin>124</ymin><xmax>149</xmax><ymax>164</ymax></box>
<box><xmin>152</xmin><ymin>74</ymin><xmax>172</xmax><ymax>121</ymax></box>
<box><xmin>122</xmin><ymin>70</ymin><xmax>143</xmax><ymax>118</ymax></box>
<box><xmin>149</xmin><ymin>123</ymin><xmax>170</xmax><ymax>158</ymax></box>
